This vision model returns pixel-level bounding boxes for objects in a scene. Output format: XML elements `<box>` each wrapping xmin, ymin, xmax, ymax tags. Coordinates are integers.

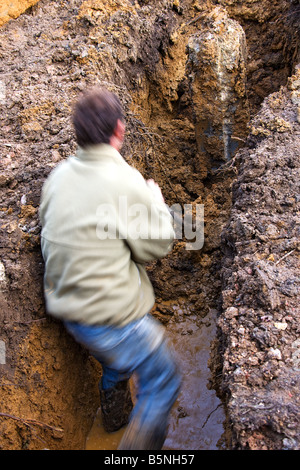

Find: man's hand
<box><xmin>146</xmin><ymin>179</ymin><xmax>165</xmax><ymax>203</ymax></box>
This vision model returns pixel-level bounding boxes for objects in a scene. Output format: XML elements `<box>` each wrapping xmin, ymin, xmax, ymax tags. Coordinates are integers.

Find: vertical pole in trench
<box><xmin>186</xmin><ymin>7</ymin><xmax>249</xmax><ymax>168</ymax></box>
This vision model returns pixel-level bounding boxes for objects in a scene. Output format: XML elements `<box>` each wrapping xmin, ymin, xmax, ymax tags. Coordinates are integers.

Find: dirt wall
<box><xmin>0</xmin><ymin>0</ymin><xmax>40</xmax><ymax>27</ymax></box>
<box><xmin>219</xmin><ymin>67</ymin><xmax>300</xmax><ymax>449</ymax></box>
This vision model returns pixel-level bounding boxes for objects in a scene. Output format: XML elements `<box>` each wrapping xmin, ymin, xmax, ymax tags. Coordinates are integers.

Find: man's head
<box><xmin>72</xmin><ymin>87</ymin><xmax>125</xmax><ymax>150</ymax></box>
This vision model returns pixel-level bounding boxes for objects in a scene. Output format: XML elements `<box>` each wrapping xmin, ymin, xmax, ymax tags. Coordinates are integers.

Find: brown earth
<box><xmin>0</xmin><ymin>0</ymin><xmax>39</xmax><ymax>28</ymax></box>
<box><xmin>218</xmin><ymin>67</ymin><xmax>300</xmax><ymax>450</ymax></box>
<box><xmin>0</xmin><ymin>0</ymin><xmax>299</xmax><ymax>450</ymax></box>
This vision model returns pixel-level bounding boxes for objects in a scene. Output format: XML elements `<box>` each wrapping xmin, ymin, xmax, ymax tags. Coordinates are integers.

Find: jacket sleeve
<box><xmin>120</xmin><ymin>169</ymin><xmax>175</xmax><ymax>264</ymax></box>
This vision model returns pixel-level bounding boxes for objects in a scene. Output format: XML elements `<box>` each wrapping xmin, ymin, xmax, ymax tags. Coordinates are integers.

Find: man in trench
<box><xmin>39</xmin><ymin>88</ymin><xmax>181</xmax><ymax>450</ymax></box>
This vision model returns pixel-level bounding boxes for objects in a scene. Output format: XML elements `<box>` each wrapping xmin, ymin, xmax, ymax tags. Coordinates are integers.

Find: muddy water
<box><xmin>85</xmin><ymin>304</ymin><xmax>225</xmax><ymax>450</ymax></box>
<box><xmin>164</xmin><ymin>307</ymin><xmax>225</xmax><ymax>450</ymax></box>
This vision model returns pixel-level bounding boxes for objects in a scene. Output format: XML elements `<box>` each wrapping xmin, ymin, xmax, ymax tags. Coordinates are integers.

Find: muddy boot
<box><xmin>118</xmin><ymin>419</ymin><xmax>167</xmax><ymax>450</ymax></box>
<box><xmin>99</xmin><ymin>379</ymin><xmax>133</xmax><ymax>433</ymax></box>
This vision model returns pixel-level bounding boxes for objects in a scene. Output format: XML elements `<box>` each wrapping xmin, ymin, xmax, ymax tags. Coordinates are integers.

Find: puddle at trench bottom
<box><xmin>85</xmin><ymin>409</ymin><xmax>127</xmax><ymax>450</ymax></box>
<box><xmin>85</xmin><ymin>307</ymin><xmax>225</xmax><ymax>450</ymax></box>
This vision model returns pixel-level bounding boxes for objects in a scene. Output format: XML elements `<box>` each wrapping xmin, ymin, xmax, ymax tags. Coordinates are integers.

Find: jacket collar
<box><xmin>75</xmin><ymin>144</ymin><xmax>126</xmax><ymax>165</ymax></box>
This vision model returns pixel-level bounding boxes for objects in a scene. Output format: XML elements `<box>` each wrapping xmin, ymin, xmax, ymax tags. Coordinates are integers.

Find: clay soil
<box><xmin>0</xmin><ymin>0</ymin><xmax>299</xmax><ymax>450</ymax></box>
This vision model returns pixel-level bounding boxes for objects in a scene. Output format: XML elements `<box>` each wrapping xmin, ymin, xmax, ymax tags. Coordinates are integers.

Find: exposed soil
<box><xmin>219</xmin><ymin>69</ymin><xmax>300</xmax><ymax>450</ymax></box>
<box><xmin>0</xmin><ymin>0</ymin><xmax>299</xmax><ymax>450</ymax></box>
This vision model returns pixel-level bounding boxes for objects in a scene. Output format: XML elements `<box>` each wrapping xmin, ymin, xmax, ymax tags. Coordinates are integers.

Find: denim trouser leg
<box><xmin>64</xmin><ymin>315</ymin><xmax>181</xmax><ymax>439</ymax></box>
<box><xmin>100</xmin><ymin>363</ymin><xmax>132</xmax><ymax>390</ymax></box>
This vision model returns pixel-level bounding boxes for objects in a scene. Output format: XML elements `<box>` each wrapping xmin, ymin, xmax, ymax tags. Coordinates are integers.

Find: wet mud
<box><xmin>0</xmin><ymin>0</ymin><xmax>299</xmax><ymax>450</ymax></box>
<box><xmin>164</xmin><ymin>307</ymin><xmax>225</xmax><ymax>450</ymax></box>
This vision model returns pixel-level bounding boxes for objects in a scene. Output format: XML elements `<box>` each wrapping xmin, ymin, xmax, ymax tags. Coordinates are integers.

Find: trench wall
<box><xmin>0</xmin><ymin>0</ymin><xmax>39</xmax><ymax>27</ymax></box>
<box><xmin>219</xmin><ymin>67</ymin><xmax>300</xmax><ymax>450</ymax></box>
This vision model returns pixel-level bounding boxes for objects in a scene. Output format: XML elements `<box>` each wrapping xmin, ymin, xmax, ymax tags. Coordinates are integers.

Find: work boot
<box><xmin>118</xmin><ymin>419</ymin><xmax>167</xmax><ymax>450</ymax></box>
<box><xmin>99</xmin><ymin>379</ymin><xmax>133</xmax><ymax>433</ymax></box>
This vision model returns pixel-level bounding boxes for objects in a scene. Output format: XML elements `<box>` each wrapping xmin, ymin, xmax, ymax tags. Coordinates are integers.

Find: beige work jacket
<box><xmin>39</xmin><ymin>144</ymin><xmax>174</xmax><ymax>326</ymax></box>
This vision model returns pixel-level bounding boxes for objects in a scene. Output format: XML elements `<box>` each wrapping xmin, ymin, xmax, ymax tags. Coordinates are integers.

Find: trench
<box><xmin>82</xmin><ymin>15</ymin><xmax>240</xmax><ymax>448</ymax></box>
<box><xmin>86</xmin><ymin>308</ymin><xmax>226</xmax><ymax>450</ymax></box>
<box><xmin>81</xmin><ymin>2</ymin><xmax>299</xmax><ymax>450</ymax></box>
<box><xmin>0</xmin><ymin>0</ymin><xmax>299</xmax><ymax>451</ymax></box>
<box><xmin>82</xmin><ymin>13</ymin><xmax>246</xmax><ymax>450</ymax></box>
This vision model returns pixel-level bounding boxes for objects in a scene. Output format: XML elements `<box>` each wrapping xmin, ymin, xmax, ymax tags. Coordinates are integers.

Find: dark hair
<box><xmin>72</xmin><ymin>88</ymin><xmax>124</xmax><ymax>148</ymax></box>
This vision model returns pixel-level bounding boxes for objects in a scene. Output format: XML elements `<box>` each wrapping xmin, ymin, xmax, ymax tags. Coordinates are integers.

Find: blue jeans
<box><xmin>64</xmin><ymin>314</ymin><xmax>181</xmax><ymax>434</ymax></box>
